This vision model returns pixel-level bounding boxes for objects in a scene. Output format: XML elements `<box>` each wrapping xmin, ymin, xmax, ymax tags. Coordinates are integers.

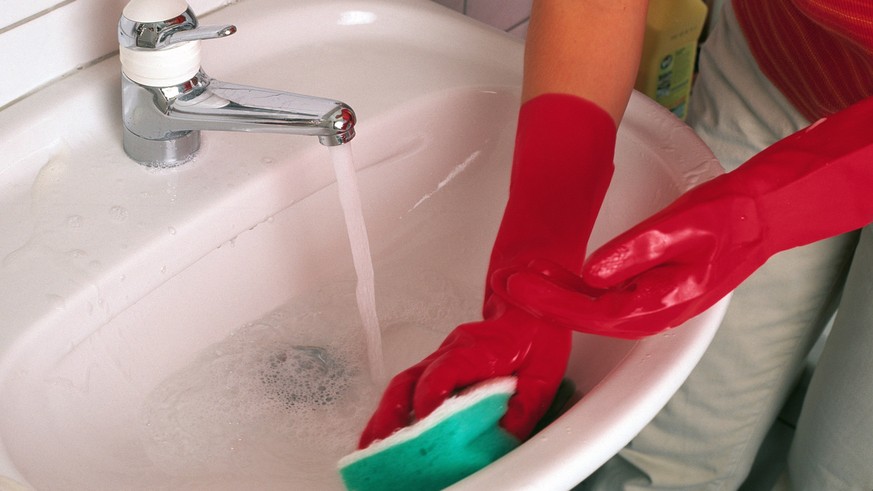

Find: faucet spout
<box><xmin>122</xmin><ymin>71</ymin><xmax>356</xmax><ymax>167</ymax></box>
<box><xmin>173</xmin><ymin>76</ymin><xmax>356</xmax><ymax>146</ymax></box>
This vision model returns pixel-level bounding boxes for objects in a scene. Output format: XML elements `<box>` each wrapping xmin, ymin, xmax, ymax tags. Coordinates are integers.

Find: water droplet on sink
<box><xmin>109</xmin><ymin>206</ymin><xmax>129</xmax><ymax>222</ymax></box>
<box><xmin>168</xmin><ymin>226</ymin><xmax>177</xmax><ymax>235</ymax></box>
<box><xmin>67</xmin><ymin>249</ymin><xmax>87</xmax><ymax>258</ymax></box>
<box><xmin>66</xmin><ymin>215</ymin><xmax>83</xmax><ymax>228</ymax></box>
<box><xmin>261</xmin><ymin>157</ymin><xmax>275</xmax><ymax>164</ymax></box>
<box><xmin>46</xmin><ymin>294</ymin><xmax>65</xmax><ymax>310</ymax></box>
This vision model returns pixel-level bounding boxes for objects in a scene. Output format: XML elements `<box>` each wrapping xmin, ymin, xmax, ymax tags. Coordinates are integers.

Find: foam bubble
<box><xmin>139</xmin><ymin>268</ymin><xmax>479</xmax><ymax>488</ymax></box>
<box><xmin>259</xmin><ymin>345</ymin><xmax>350</xmax><ymax>411</ymax></box>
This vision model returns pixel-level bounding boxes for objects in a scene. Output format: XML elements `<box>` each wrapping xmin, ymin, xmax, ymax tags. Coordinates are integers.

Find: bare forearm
<box><xmin>522</xmin><ymin>0</ymin><xmax>649</xmax><ymax>124</ymax></box>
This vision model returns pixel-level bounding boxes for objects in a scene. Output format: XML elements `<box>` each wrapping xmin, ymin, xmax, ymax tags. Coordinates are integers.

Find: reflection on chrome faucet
<box><xmin>118</xmin><ymin>2</ymin><xmax>356</xmax><ymax>167</ymax></box>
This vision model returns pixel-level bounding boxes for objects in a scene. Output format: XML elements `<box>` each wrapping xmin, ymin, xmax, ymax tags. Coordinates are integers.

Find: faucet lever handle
<box><xmin>119</xmin><ymin>7</ymin><xmax>236</xmax><ymax>50</ymax></box>
<box><xmin>167</xmin><ymin>24</ymin><xmax>237</xmax><ymax>45</ymax></box>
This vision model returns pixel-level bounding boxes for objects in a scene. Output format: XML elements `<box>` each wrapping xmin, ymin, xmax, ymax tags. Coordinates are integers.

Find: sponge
<box><xmin>338</xmin><ymin>377</ymin><xmax>520</xmax><ymax>491</ymax></box>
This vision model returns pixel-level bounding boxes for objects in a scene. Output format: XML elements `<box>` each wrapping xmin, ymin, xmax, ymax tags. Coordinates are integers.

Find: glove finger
<box><xmin>501</xmin><ymin>376</ymin><xmax>562</xmax><ymax>440</ymax></box>
<box><xmin>501</xmin><ymin>328</ymin><xmax>572</xmax><ymax>440</ymax></box>
<box><xmin>505</xmin><ymin>267</ymin><xmax>701</xmax><ymax>337</ymax></box>
<box><xmin>412</xmin><ymin>344</ymin><xmax>521</xmax><ymax>421</ymax></box>
<box><xmin>584</xmin><ymin>220</ymin><xmax>719</xmax><ymax>288</ymax></box>
<box><xmin>503</xmin><ymin>271</ymin><xmax>601</xmax><ymax>324</ymax></box>
<box><xmin>358</xmin><ymin>364</ymin><xmax>425</xmax><ymax>449</ymax></box>
<box><xmin>523</xmin><ymin>258</ymin><xmax>604</xmax><ymax>296</ymax></box>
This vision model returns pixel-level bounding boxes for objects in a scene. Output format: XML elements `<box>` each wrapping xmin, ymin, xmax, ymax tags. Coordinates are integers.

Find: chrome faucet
<box><xmin>118</xmin><ymin>1</ymin><xmax>356</xmax><ymax>167</ymax></box>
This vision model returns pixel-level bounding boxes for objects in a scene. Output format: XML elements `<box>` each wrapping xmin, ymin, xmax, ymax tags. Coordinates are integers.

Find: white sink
<box><xmin>0</xmin><ymin>0</ymin><xmax>728</xmax><ymax>489</ymax></box>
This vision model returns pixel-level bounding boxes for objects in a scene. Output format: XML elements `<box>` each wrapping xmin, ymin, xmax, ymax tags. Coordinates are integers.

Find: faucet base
<box><xmin>123</xmin><ymin>127</ymin><xmax>200</xmax><ymax>167</ymax></box>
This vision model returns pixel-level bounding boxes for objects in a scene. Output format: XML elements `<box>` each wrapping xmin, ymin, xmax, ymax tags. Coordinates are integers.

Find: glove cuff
<box><xmin>486</xmin><ymin>94</ymin><xmax>617</xmax><ymax>300</ymax></box>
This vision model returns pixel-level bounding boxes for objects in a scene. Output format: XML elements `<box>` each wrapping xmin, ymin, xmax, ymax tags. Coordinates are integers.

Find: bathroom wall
<box><xmin>431</xmin><ymin>0</ymin><xmax>725</xmax><ymax>42</ymax></box>
<box><xmin>431</xmin><ymin>0</ymin><xmax>531</xmax><ymax>38</ymax></box>
<box><xmin>0</xmin><ymin>0</ymin><xmax>232</xmax><ymax>108</ymax></box>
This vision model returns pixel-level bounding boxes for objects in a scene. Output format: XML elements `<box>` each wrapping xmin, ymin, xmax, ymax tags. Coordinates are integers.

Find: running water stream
<box><xmin>329</xmin><ymin>143</ymin><xmax>386</xmax><ymax>385</ymax></box>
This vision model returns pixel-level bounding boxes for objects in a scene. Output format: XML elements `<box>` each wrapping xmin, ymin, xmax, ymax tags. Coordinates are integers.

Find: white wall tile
<box><xmin>431</xmin><ymin>0</ymin><xmax>464</xmax><ymax>12</ymax></box>
<box><xmin>0</xmin><ymin>0</ymin><xmax>68</xmax><ymax>30</ymax></box>
<box><xmin>0</xmin><ymin>0</ymin><xmax>126</xmax><ymax>108</ymax></box>
<box><xmin>0</xmin><ymin>0</ymin><xmax>234</xmax><ymax>108</ymax></box>
<box><xmin>465</xmin><ymin>0</ymin><xmax>531</xmax><ymax>31</ymax></box>
<box><xmin>430</xmin><ymin>0</ymin><xmax>531</xmax><ymax>38</ymax></box>
<box><xmin>507</xmin><ymin>19</ymin><xmax>528</xmax><ymax>39</ymax></box>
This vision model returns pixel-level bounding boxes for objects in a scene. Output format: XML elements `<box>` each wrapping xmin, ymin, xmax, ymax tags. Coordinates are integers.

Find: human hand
<box><xmin>358</xmin><ymin>93</ymin><xmax>616</xmax><ymax>448</ymax></box>
<box><xmin>496</xmin><ymin>182</ymin><xmax>765</xmax><ymax>338</ymax></box>
<box><xmin>358</xmin><ymin>299</ymin><xmax>571</xmax><ymax>448</ymax></box>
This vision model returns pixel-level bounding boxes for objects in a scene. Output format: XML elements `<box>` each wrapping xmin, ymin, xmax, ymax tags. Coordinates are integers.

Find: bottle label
<box><xmin>654</xmin><ymin>44</ymin><xmax>696</xmax><ymax>120</ymax></box>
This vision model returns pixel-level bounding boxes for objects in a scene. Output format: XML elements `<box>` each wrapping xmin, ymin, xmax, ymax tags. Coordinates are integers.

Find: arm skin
<box><xmin>522</xmin><ymin>0</ymin><xmax>649</xmax><ymax>122</ymax></box>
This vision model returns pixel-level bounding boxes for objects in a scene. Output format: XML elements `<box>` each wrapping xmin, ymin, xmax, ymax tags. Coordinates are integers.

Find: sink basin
<box><xmin>0</xmin><ymin>0</ymin><xmax>727</xmax><ymax>489</ymax></box>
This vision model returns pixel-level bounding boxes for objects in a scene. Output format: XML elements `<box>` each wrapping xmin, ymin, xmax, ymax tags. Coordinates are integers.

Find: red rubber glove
<box><xmin>498</xmin><ymin>96</ymin><xmax>873</xmax><ymax>338</ymax></box>
<box><xmin>358</xmin><ymin>94</ymin><xmax>616</xmax><ymax>448</ymax></box>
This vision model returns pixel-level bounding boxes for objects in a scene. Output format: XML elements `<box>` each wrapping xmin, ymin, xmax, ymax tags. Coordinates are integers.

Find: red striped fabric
<box><xmin>733</xmin><ymin>0</ymin><xmax>873</xmax><ymax>121</ymax></box>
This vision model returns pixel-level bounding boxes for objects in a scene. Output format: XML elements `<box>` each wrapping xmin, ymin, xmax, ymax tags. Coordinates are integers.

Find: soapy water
<box><xmin>140</xmin><ymin>270</ymin><xmax>479</xmax><ymax>489</ymax></box>
<box><xmin>139</xmin><ymin>144</ymin><xmax>482</xmax><ymax>487</ymax></box>
<box><xmin>260</xmin><ymin>345</ymin><xmax>350</xmax><ymax>411</ymax></box>
<box><xmin>142</xmin><ymin>310</ymin><xmax>369</xmax><ymax>485</ymax></box>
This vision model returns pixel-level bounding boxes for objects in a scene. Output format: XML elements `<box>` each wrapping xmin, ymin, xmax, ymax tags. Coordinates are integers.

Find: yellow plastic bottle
<box><xmin>635</xmin><ymin>0</ymin><xmax>708</xmax><ymax>120</ymax></box>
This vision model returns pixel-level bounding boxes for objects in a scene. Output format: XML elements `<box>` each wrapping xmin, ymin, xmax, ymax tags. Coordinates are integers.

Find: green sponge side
<box><xmin>338</xmin><ymin>377</ymin><xmax>520</xmax><ymax>491</ymax></box>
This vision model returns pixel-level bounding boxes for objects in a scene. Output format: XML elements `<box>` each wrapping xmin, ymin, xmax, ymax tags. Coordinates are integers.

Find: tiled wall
<box><xmin>432</xmin><ymin>0</ymin><xmax>531</xmax><ymax>38</ymax></box>
<box><xmin>433</xmin><ymin>0</ymin><xmax>726</xmax><ymax>42</ymax></box>
<box><xmin>0</xmin><ymin>0</ymin><xmax>232</xmax><ymax>109</ymax></box>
